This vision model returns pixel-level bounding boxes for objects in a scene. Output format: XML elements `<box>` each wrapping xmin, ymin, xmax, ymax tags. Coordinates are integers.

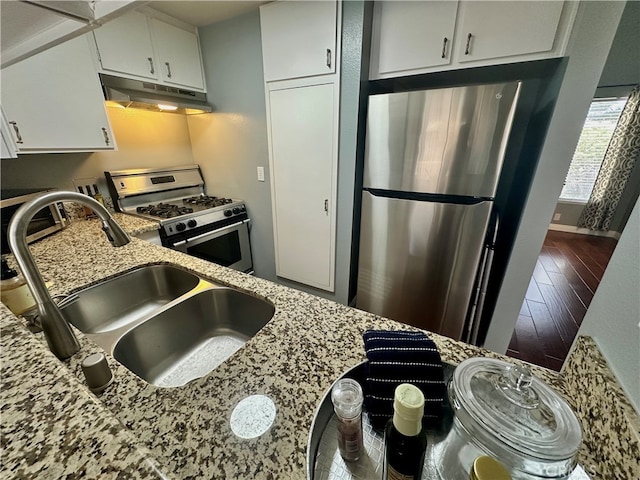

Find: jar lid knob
<box><xmin>495</xmin><ymin>364</ymin><xmax>540</xmax><ymax>409</ymax></box>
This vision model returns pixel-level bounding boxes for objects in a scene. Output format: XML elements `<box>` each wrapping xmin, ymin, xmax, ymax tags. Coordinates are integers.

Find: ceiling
<box><xmin>148</xmin><ymin>1</ymin><xmax>268</xmax><ymax>27</ymax></box>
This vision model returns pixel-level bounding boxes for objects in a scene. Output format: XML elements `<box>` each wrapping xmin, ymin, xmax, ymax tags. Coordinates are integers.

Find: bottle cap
<box><xmin>331</xmin><ymin>378</ymin><xmax>363</xmax><ymax>419</ymax></box>
<box><xmin>470</xmin><ymin>456</ymin><xmax>511</xmax><ymax>480</ymax></box>
<box><xmin>392</xmin><ymin>383</ymin><xmax>424</xmax><ymax>436</ymax></box>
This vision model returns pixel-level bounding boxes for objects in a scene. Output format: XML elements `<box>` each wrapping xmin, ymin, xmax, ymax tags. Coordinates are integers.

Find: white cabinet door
<box><xmin>375</xmin><ymin>1</ymin><xmax>458</xmax><ymax>75</ymax></box>
<box><xmin>1</xmin><ymin>35</ymin><xmax>115</xmax><ymax>153</ymax></box>
<box><xmin>456</xmin><ymin>1</ymin><xmax>564</xmax><ymax>63</ymax></box>
<box><xmin>1</xmin><ymin>106</ymin><xmax>18</xmax><ymax>159</ymax></box>
<box><xmin>267</xmin><ymin>82</ymin><xmax>337</xmax><ymax>291</ymax></box>
<box><xmin>151</xmin><ymin>18</ymin><xmax>204</xmax><ymax>90</ymax></box>
<box><xmin>260</xmin><ymin>1</ymin><xmax>337</xmax><ymax>82</ymax></box>
<box><xmin>92</xmin><ymin>10</ymin><xmax>158</xmax><ymax>80</ymax></box>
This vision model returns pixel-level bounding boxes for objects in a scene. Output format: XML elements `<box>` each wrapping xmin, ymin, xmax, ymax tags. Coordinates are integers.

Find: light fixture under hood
<box><xmin>100</xmin><ymin>74</ymin><xmax>212</xmax><ymax>114</ymax></box>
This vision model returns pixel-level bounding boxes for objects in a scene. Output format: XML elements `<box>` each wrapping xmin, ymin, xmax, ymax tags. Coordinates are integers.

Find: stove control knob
<box><xmin>187</xmin><ymin>219</ymin><xmax>197</xmax><ymax>228</ymax></box>
<box><xmin>224</xmin><ymin>209</ymin><xmax>233</xmax><ymax>217</ymax></box>
<box><xmin>232</xmin><ymin>207</ymin><xmax>241</xmax><ymax>215</ymax></box>
<box><xmin>176</xmin><ymin>222</ymin><xmax>186</xmax><ymax>232</ymax></box>
<box><xmin>240</xmin><ymin>205</ymin><xmax>246</xmax><ymax>212</ymax></box>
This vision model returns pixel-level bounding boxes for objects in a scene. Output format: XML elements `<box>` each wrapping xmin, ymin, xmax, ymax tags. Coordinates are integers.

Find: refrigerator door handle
<box><xmin>468</xmin><ymin>211</ymin><xmax>500</xmax><ymax>345</ymax></box>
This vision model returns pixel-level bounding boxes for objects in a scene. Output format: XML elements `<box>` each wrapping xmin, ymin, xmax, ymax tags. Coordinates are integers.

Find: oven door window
<box><xmin>185</xmin><ymin>230</ymin><xmax>242</xmax><ymax>267</ymax></box>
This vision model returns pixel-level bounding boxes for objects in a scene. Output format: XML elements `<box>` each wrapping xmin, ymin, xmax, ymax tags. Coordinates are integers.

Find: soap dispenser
<box><xmin>1</xmin><ymin>257</ymin><xmax>36</xmax><ymax>316</ymax></box>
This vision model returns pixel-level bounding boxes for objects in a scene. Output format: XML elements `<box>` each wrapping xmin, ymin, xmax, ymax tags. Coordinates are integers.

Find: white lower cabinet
<box><xmin>1</xmin><ymin>35</ymin><xmax>115</xmax><ymax>153</ymax></box>
<box><xmin>266</xmin><ymin>80</ymin><xmax>339</xmax><ymax>291</ymax></box>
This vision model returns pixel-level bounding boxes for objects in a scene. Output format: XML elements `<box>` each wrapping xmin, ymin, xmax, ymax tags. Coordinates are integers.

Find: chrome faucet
<box><xmin>8</xmin><ymin>191</ymin><xmax>131</xmax><ymax>360</ymax></box>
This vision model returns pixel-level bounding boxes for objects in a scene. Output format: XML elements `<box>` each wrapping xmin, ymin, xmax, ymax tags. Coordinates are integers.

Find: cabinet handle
<box><xmin>441</xmin><ymin>37</ymin><xmax>448</xmax><ymax>59</ymax></box>
<box><xmin>101</xmin><ymin>127</ymin><xmax>110</xmax><ymax>146</ymax></box>
<box><xmin>165</xmin><ymin>62</ymin><xmax>172</xmax><ymax>78</ymax></box>
<box><xmin>326</xmin><ymin>49</ymin><xmax>332</xmax><ymax>69</ymax></box>
<box><xmin>147</xmin><ymin>57</ymin><xmax>155</xmax><ymax>74</ymax></box>
<box><xmin>9</xmin><ymin>121</ymin><xmax>23</xmax><ymax>144</ymax></box>
<box><xmin>465</xmin><ymin>33</ymin><xmax>473</xmax><ymax>55</ymax></box>
<box><xmin>324</xmin><ymin>199</ymin><xmax>328</xmax><ymax>215</ymax></box>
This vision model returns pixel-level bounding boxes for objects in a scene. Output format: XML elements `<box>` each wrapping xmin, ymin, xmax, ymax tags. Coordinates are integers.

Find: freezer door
<box><xmin>356</xmin><ymin>191</ymin><xmax>492</xmax><ymax>340</ymax></box>
<box><xmin>364</xmin><ymin>82</ymin><xmax>520</xmax><ymax>197</ymax></box>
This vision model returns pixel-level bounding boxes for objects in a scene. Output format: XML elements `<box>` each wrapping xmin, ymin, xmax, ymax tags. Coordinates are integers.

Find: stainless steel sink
<box><xmin>59</xmin><ymin>265</ymin><xmax>200</xmax><ymax>334</ymax></box>
<box><xmin>112</xmin><ymin>288</ymin><xmax>275</xmax><ymax>387</ymax></box>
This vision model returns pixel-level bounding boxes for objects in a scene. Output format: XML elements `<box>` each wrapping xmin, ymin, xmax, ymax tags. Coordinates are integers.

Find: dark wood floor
<box><xmin>506</xmin><ymin>230</ymin><xmax>618</xmax><ymax>371</ymax></box>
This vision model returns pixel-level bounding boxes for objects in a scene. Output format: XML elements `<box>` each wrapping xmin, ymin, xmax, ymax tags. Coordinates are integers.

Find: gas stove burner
<box><xmin>136</xmin><ymin>203</ymin><xmax>194</xmax><ymax>219</ymax></box>
<box><xmin>183</xmin><ymin>195</ymin><xmax>234</xmax><ymax>208</ymax></box>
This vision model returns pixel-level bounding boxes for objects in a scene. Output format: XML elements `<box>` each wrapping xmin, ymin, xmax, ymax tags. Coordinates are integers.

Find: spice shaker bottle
<box><xmin>331</xmin><ymin>378</ymin><xmax>364</xmax><ymax>462</ymax></box>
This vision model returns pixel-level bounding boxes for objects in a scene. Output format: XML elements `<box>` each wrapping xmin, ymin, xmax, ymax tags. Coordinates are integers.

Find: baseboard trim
<box><xmin>548</xmin><ymin>223</ymin><xmax>621</xmax><ymax>240</ymax></box>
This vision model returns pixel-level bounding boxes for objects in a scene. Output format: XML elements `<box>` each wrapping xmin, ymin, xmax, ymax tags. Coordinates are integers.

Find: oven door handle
<box><xmin>171</xmin><ymin>219</ymin><xmax>250</xmax><ymax>247</ymax></box>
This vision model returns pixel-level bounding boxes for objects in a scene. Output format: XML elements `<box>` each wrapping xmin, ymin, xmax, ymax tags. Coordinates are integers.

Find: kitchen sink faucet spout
<box><xmin>8</xmin><ymin>191</ymin><xmax>131</xmax><ymax>359</ymax></box>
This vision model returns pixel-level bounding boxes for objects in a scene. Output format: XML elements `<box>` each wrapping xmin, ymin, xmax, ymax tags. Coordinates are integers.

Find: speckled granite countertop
<box><xmin>1</xmin><ymin>217</ymin><xmax>638</xmax><ymax>479</ymax></box>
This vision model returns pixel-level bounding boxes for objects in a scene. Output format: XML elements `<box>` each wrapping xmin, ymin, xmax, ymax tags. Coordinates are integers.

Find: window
<box><xmin>560</xmin><ymin>97</ymin><xmax>627</xmax><ymax>202</ymax></box>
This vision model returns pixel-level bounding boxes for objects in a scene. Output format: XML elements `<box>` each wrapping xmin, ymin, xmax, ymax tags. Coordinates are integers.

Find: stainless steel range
<box><xmin>105</xmin><ymin>165</ymin><xmax>253</xmax><ymax>273</ymax></box>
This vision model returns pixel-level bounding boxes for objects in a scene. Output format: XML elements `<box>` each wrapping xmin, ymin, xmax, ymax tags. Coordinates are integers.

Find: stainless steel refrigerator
<box><xmin>356</xmin><ymin>82</ymin><xmax>521</xmax><ymax>342</ymax></box>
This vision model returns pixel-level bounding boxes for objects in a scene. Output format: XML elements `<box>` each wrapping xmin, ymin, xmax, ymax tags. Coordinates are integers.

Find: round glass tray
<box><xmin>306</xmin><ymin>361</ymin><xmax>591</xmax><ymax>480</ymax></box>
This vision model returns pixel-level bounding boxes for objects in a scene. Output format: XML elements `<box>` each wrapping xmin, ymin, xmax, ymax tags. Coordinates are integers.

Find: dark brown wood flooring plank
<box><xmin>537</xmin><ymin>283</ymin><xmax>579</xmax><ymax>349</ymax></box>
<box><xmin>519</xmin><ymin>300</ymin><xmax>531</xmax><ymax>318</ymax></box>
<box><xmin>527</xmin><ymin>300</ymin><xmax>569</xmax><ymax>360</ymax></box>
<box><xmin>545</xmin><ymin>356</ymin><xmax>564</xmax><ymax>372</ymax></box>
<box><xmin>511</xmin><ymin>313</ymin><xmax>548</xmax><ymax>368</ymax></box>
<box><xmin>533</xmin><ymin>260</ymin><xmax>553</xmax><ymax>285</ymax></box>
<box><xmin>570</xmin><ymin>239</ymin><xmax>608</xmax><ymax>280</ymax></box>
<box><xmin>525</xmin><ymin>277</ymin><xmax>545</xmax><ymax>303</ymax></box>
<box><xmin>546</xmin><ymin>271</ymin><xmax>587</xmax><ymax>325</ymax></box>
<box><xmin>508</xmin><ymin>326</ymin><xmax>519</xmax><ymax>352</ymax></box>
<box><xmin>546</xmin><ymin>246</ymin><xmax>595</xmax><ymax>308</ymax></box>
<box><xmin>538</xmin><ymin>247</ymin><xmax>561</xmax><ymax>273</ymax></box>
<box><xmin>554</xmin><ymin>241</ymin><xmax>601</xmax><ymax>293</ymax></box>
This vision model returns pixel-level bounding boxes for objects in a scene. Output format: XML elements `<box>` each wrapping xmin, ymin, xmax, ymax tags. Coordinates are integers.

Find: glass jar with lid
<box><xmin>434</xmin><ymin>357</ymin><xmax>582</xmax><ymax>479</ymax></box>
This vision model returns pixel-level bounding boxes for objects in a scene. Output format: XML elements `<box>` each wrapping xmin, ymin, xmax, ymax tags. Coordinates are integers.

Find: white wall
<box><xmin>573</xmin><ymin>197</ymin><xmax>640</xmax><ymax>410</ymax></box>
<box><xmin>485</xmin><ymin>1</ymin><xmax>627</xmax><ymax>353</ymax></box>
<box><xmin>188</xmin><ymin>10</ymin><xmax>275</xmax><ymax>280</ymax></box>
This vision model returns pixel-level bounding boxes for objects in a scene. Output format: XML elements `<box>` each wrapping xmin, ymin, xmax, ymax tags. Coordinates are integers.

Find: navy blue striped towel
<box><xmin>363</xmin><ymin>329</ymin><xmax>445</xmax><ymax>431</ymax></box>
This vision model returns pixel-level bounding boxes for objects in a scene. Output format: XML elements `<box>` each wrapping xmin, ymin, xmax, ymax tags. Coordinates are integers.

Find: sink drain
<box><xmin>230</xmin><ymin>395</ymin><xmax>277</xmax><ymax>439</ymax></box>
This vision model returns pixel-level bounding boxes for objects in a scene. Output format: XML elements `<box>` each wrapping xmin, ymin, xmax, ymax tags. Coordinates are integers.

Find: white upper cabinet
<box><xmin>375</xmin><ymin>1</ymin><xmax>459</xmax><ymax>75</ymax></box>
<box><xmin>1</xmin><ymin>35</ymin><xmax>115</xmax><ymax>154</ymax></box>
<box><xmin>92</xmin><ymin>9</ymin><xmax>205</xmax><ymax>91</ymax></box>
<box><xmin>371</xmin><ymin>0</ymin><xmax>577</xmax><ymax>79</ymax></box>
<box><xmin>93</xmin><ymin>11</ymin><xmax>158</xmax><ymax>80</ymax></box>
<box><xmin>0</xmin><ymin>0</ymin><xmax>137</xmax><ymax>68</ymax></box>
<box><xmin>150</xmin><ymin>18</ymin><xmax>204</xmax><ymax>90</ymax></box>
<box><xmin>260</xmin><ymin>1</ymin><xmax>338</xmax><ymax>82</ymax></box>
<box><xmin>456</xmin><ymin>1</ymin><xmax>564</xmax><ymax>63</ymax></box>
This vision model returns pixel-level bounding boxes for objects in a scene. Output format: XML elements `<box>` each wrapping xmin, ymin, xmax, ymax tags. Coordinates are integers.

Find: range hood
<box><xmin>100</xmin><ymin>74</ymin><xmax>213</xmax><ymax>114</ymax></box>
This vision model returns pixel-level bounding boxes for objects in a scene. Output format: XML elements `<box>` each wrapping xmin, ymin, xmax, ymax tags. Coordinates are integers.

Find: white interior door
<box><xmin>268</xmin><ymin>82</ymin><xmax>337</xmax><ymax>291</ymax></box>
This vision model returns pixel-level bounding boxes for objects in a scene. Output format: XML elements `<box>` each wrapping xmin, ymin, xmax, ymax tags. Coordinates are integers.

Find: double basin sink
<box><xmin>58</xmin><ymin>265</ymin><xmax>275</xmax><ymax>388</ymax></box>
